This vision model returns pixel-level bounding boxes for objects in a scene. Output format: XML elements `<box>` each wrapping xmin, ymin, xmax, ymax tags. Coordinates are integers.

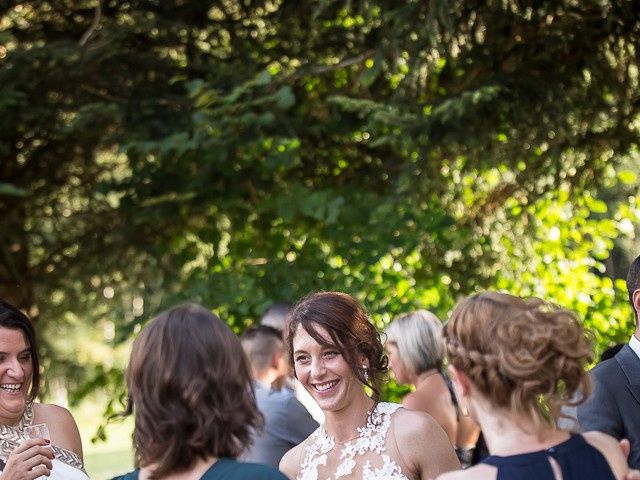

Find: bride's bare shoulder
<box><xmin>280</xmin><ymin>437</ymin><xmax>309</xmax><ymax>480</ymax></box>
<box><xmin>437</xmin><ymin>464</ymin><xmax>496</xmax><ymax>480</ymax></box>
<box><xmin>392</xmin><ymin>406</ymin><xmax>440</xmax><ymax>434</ymax></box>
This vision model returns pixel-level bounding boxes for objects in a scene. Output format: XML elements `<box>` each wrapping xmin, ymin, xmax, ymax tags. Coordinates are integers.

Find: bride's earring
<box><xmin>362</xmin><ymin>364</ymin><xmax>369</xmax><ymax>382</ymax></box>
<box><xmin>460</xmin><ymin>398</ymin><xmax>469</xmax><ymax>416</ymax></box>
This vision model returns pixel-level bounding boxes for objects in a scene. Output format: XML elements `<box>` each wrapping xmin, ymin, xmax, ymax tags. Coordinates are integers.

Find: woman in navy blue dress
<box><xmin>436</xmin><ymin>292</ymin><xmax>629</xmax><ymax>480</ymax></box>
<box><xmin>111</xmin><ymin>303</ymin><xmax>286</xmax><ymax>480</ymax></box>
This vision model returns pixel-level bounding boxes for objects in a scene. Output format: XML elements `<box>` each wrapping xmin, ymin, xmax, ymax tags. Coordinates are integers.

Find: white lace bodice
<box><xmin>296</xmin><ymin>402</ymin><xmax>409</xmax><ymax>480</ymax></box>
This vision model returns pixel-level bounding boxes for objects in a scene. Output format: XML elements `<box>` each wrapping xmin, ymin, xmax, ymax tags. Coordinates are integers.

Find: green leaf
<box><xmin>275</xmin><ymin>86</ymin><xmax>296</xmax><ymax>109</ymax></box>
<box><xmin>255</xmin><ymin>70</ymin><xmax>272</xmax><ymax>86</ymax></box>
<box><xmin>0</xmin><ymin>182</ymin><xmax>28</xmax><ymax>197</ymax></box>
<box><xmin>359</xmin><ymin>57</ymin><xmax>382</xmax><ymax>87</ymax></box>
<box><xmin>586</xmin><ymin>197</ymin><xmax>608</xmax><ymax>214</ymax></box>
<box><xmin>617</xmin><ymin>170</ymin><xmax>637</xmax><ymax>185</ymax></box>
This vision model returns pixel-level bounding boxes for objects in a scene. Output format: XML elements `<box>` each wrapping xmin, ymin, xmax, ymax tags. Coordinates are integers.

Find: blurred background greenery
<box><xmin>1</xmin><ymin>1</ymin><xmax>639</xmax><ymax>475</ymax></box>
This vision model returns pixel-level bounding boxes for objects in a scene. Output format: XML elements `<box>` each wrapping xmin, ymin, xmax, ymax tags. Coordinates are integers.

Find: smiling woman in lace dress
<box><xmin>279</xmin><ymin>292</ymin><xmax>459</xmax><ymax>480</ymax></box>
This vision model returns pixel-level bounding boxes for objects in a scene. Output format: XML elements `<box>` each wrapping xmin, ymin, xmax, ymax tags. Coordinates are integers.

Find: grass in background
<box><xmin>85</xmin><ymin>447</ymin><xmax>133</xmax><ymax>480</ymax></box>
<box><xmin>75</xmin><ymin>396</ymin><xmax>134</xmax><ymax>480</ymax></box>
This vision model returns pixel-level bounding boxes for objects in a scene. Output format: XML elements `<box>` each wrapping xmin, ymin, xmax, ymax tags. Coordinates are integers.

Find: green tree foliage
<box><xmin>0</xmin><ymin>1</ymin><xmax>638</xmax><ymax>414</ymax></box>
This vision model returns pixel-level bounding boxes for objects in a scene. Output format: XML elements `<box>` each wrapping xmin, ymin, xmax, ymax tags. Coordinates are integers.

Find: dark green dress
<box><xmin>111</xmin><ymin>458</ymin><xmax>287</xmax><ymax>480</ymax></box>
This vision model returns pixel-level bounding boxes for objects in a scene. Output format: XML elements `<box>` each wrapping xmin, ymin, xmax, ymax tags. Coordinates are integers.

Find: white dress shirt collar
<box><xmin>629</xmin><ymin>333</ymin><xmax>640</xmax><ymax>360</ymax></box>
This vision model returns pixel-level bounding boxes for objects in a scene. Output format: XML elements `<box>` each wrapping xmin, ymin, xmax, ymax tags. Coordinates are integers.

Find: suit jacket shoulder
<box><xmin>577</xmin><ymin>344</ymin><xmax>640</xmax><ymax>469</ymax></box>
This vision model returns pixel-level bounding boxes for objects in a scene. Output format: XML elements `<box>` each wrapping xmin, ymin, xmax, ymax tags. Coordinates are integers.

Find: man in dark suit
<box><xmin>578</xmin><ymin>254</ymin><xmax>640</xmax><ymax>469</ymax></box>
<box><xmin>240</xmin><ymin>325</ymin><xmax>318</xmax><ymax>468</ymax></box>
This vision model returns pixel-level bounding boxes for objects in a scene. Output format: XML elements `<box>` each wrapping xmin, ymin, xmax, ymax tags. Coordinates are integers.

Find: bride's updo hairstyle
<box><xmin>444</xmin><ymin>291</ymin><xmax>593</xmax><ymax>428</ymax></box>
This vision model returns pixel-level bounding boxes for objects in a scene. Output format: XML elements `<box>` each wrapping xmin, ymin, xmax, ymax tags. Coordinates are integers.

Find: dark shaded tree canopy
<box><xmin>0</xmin><ymin>0</ymin><xmax>638</xmax><ymax>408</ymax></box>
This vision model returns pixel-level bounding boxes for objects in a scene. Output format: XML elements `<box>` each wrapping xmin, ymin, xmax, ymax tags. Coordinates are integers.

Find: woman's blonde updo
<box><xmin>444</xmin><ymin>291</ymin><xmax>593</xmax><ymax>428</ymax></box>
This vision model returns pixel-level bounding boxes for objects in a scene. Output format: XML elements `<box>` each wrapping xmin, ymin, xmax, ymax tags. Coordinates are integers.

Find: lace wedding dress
<box><xmin>296</xmin><ymin>402</ymin><xmax>410</xmax><ymax>480</ymax></box>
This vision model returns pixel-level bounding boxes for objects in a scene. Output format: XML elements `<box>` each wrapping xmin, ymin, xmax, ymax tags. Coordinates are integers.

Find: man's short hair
<box><xmin>260</xmin><ymin>302</ymin><xmax>293</xmax><ymax>332</ymax></box>
<box><xmin>626</xmin><ymin>254</ymin><xmax>640</xmax><ymax>317</ymax></box>
<box><xmin>241</xmin><ymin>324</ymin><xmax>285</xmax><ymax>372</ymax></box>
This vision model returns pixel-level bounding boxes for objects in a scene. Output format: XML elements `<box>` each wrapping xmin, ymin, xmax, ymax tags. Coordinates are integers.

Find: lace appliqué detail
<box><xmin>297</xmin><ymin>402</ymin><xmax>408</xmax><ymax>480</ymax></box>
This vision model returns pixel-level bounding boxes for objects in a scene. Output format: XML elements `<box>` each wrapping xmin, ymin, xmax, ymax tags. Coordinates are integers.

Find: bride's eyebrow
<box><xmin>321</xmin><ymin>345</ymin><xmax>339</xmax><ymax>350</ymax></box>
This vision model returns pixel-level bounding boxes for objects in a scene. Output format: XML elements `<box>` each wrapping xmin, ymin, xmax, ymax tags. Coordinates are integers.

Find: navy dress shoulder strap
<box><xmin>482</xmin><ymin>434</ymin><xmax>616</xmax><ymax>480</ymax></box>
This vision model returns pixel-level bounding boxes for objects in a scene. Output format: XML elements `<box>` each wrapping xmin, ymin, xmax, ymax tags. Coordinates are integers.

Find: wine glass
<box><xmin>23</xmin><ymin>423</ymin><xmax>50</xmax><ymax>480</ymax></box>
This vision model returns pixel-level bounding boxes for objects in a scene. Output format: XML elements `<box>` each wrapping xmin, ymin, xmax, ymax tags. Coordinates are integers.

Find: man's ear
<box><xmin>450</xmin><ymin>365</ymin><xmax>471</xmax><ymax>397</ymax></box>
<box><xmin>633</xmin><ymin>290</ymin><xmax>640</xmax><ymax>320</ymax></box>
<box><xmin>271</xmin><ymin>350</ymin><xmax>283</xmax><ymax>369</ymax></box>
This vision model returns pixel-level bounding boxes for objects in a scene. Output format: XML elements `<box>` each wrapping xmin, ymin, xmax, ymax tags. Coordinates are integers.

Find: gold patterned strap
<box><xmin>0</xmin><ymin>406</ymin><xmax>87</xmax><ymax>474</ymax></box>
<box><xmin>0</xmin><ymin>423</ymin><xmax>24</xmax><ymax>461</ymax></box>
<box><xmin>0</xmin><ymin>429</ymin><xmax>86</xmax><ymax>473</ymax></box>
<box><xmin>50</xmin><ymin>444</ymin><xmax>86</xmax><ymax>473</ymax></box>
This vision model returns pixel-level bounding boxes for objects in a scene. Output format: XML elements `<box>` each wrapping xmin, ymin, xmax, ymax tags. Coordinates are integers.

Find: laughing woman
<box><xmin>0</xmin><ymin>299</ymin><xmax>88</xmax><ymax>480</ymax></box>
<box><xmin>279</xmin><ymin>292</ymin><xmax>459</xmax><ymax>480</ymax></box>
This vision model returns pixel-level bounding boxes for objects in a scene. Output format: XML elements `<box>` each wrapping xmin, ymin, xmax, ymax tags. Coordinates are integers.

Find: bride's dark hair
<box><xmin>287</xmin><ymin>291</ymin><xmax>388</xmax><ymax>408</ymax></box>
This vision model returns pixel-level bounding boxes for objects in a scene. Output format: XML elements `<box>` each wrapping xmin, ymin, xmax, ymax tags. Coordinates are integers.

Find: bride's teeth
<box><xmin>315</xmin><ymin>380</ymin><xmax>337</xmax><ymax>391</ymax></box>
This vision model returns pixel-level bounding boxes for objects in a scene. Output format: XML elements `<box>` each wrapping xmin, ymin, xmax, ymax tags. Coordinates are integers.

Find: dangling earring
<box><xmin>460</xmin><ymin>398</ymin><xmax>469</xmax><ymax>416</ymax></box>
<box><xmin>362</xmin><ymin>364</ymin><xmax>369</xmax><ymax>382</ymax></box>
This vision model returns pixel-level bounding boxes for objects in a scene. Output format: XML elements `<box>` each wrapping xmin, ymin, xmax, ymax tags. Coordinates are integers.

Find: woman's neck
<box><xmin>413</xmin><ymin>368</ymin><xmax>440</xmax><ymax>387</ymax></box>
<box><xmin>0</xmin><ymin>414</ymin><xmax>22</xmax><ymax>427</ymax></box>
<box><xmin>0</xmin><ymin>405</ymin><xmax>27</xmax><ymax>428</ymax></box>
<box><xmin>473</xmin><ymin>400</ymin><xmax>568</xmax><ymax>456</ymax></box>
<box><xmin>323</xmin><ymin>392</ymin><xmax>375</xmax><ymax>443</ymax></box>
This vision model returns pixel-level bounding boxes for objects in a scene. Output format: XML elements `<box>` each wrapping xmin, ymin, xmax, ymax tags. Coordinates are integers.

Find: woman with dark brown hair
<box><xmin>279</xmin><ymin>291</ymin><xmax>459</xmax><ymax>480</ymax></box>
<box><xmin>112</xmin><ymin>303</ymin><xmax>287</xmax><ymax>480</ymax></box>
<box><xmin>437</xmin><ymin>292</ymin><xmax>629</xmax><ymax>480</ymax></box>
<box><xmin>0</xmin><ymin>298</ymin><xmax>87</xmax><ymax>480</ymax></box>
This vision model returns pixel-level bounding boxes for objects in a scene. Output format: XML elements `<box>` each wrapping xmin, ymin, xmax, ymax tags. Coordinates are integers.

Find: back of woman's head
<box><xmin>126</xmin><ymin>303</ymin><xmax>261</xmax><ymax>479</ymax></box>
<box><xmin>0</xmin><ymin>299</ymin><xmax>40</xmax><ymax>401</ymax></box>
<box><xmin>287</xmin><ymin>291</ymin><xmax>388</xmax><ymax>405</ymax></box>
<box><xmin>385</xmin><ymin>310</ymin><xmax>445</xmax><ymax>376</ymax></box>
<box><xmin>444</xmin><ymin>292</ymin><xmax>592</xmax><ymax>427</ymax></box>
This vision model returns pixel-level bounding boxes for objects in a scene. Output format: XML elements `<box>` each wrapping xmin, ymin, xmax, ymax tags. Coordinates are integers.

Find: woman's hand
<box><xmin>2</xmin><ymin>438</ymin><xmax>54</xmax><ymax>480</ymax></box>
